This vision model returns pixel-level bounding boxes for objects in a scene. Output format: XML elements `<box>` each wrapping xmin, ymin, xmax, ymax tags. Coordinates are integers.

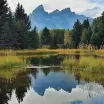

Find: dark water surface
<box><xmin>0</xmin><ymin>55</ymin><xmax>104</xmax><ymax>104</ymax></box>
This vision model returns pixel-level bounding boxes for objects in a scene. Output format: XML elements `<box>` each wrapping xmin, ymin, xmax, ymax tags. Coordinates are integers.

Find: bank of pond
<box><xmin>0</xmin><ymin>54</ymin><xmax>104</xmax><ymax>80</ymax></box>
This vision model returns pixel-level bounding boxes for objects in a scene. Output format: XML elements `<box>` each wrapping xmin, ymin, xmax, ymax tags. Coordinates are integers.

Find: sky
<box><xmin>7</xmin><ymin>0</ymin><xmax>104</xmax><ymax>18</ymax></box>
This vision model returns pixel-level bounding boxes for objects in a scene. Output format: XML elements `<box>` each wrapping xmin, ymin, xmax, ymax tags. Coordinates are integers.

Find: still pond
<box><xmin>0</xmin><ymin>54</ymin><xmax>104</xmax><ymax>104</ymax></box>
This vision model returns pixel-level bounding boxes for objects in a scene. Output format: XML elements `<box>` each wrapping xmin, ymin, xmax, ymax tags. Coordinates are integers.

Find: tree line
<box><xmin>0</xmin><ymin>0</ymin><xmax>38</xmax><ymax>49</ymax></box>
<box><xmin>0</xmin><ymin>0</ymin><xmax>104</xmax><ymax>49</ymax></box>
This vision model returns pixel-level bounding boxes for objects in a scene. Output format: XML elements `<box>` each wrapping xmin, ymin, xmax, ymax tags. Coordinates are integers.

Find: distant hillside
<box><xmin>29</xmin><ymin>5</ymin><xmax>93</xmax><ymax>30</ymax></box>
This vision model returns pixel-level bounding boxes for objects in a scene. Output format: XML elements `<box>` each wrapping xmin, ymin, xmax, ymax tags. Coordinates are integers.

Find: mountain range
<box><xmin>29</xmin><ymin>5</ymin><xmax>93</xmax><ymax>31</ymax></box>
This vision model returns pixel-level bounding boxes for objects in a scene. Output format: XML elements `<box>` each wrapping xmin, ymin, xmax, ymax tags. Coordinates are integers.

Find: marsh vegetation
<box><xmin>61</xmin><ymin>56</ymin><xmax>104</xmax><ymax>72</ymax></box>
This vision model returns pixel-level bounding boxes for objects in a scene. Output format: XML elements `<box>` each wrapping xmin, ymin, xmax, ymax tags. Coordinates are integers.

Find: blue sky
<box><xmin>7</xmin><ymin>0</ymin><xmax>104</xmax><ymax>18</ymax></box>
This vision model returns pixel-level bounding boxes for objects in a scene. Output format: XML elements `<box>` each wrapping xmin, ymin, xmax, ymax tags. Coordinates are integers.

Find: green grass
<box><xmin>0</xmin><ymin>56</ymin><xmax>29</xmax><ymax>69</ymax></box>
<box><xmin>79</xmin><ymin>57</ymin><xmax>104</xmax><ymax>71</ymax></box>
<box><xmin>61</xmin><ymin>57</ymin><xmax>78</xmax><ymax>69</ymax></box>
<box><xmin>61</xmin><ymin>56</ymin><xmax>104</xmax><ymax>72</ymax></box>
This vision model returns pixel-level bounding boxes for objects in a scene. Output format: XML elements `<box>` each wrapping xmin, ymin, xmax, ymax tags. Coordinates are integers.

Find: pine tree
<box><xmin>99</xmin><ymin>12</ymin><xmax>104</xmax><ymax>45</ymax></box>
<box><xmin>0</xmin><ymin>0</ymin><xmax>8</xmax><ymax>33</ymax></box>
<box><xmin>0</xmin><ymin>0</ymin><xmax>8</xmax><ymax>18</ymax></box>
<box><xmin>28</xmin><ymin>26</ymin><xmax>39</xmax><ymax>49</ymax></box>
<box><xmin>72</xmin><ymin>19</ymin><xmax>82</xmax><ymax>48</ymax></box>
<box><xmin>91</xmin><ymin>32</ymin><xmax>100</xmax><ymax>48</ymax></box>
<box><xmin>81</xmin><ymin>28</ymin><xmax>92</xmax><ymax>44</ymax></box>
<box><xmin>14</xmin><ymin>3</ymin><xmax>31</xmax><ymax>49</ymax></box>
<box><xmin>91</xmin><ymin>15</ymin><xmax>103</xmax><ymax>48</ymax></box>
<box><xmin>83</xmin><ymin>19</ymin><xmax>90</xmax><ymax>29</ymax></box>
<box><xmin>0</xmin><ymin>21</ymin><xmax>12</xmax><ymax>49</ymax></box>
<box><xmin>15</xmin><ymin>3</ymin><xmax>31</xmax><ymax>29</ymax></box>
<box><xmin>41</xmin><ymin>27</ymin><xmax>51</xmax><ymax>46</ymax></box>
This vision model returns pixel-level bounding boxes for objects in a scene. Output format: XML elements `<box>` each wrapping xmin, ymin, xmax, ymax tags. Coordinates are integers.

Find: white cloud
<box><xmin>7</xmin><ymin>0</ymin><xmax>103</xmax><ymax>17</ymax></box>
<box><xmin>79</xmin><ymin>6</ymin><xmax>103</xmax><ymax>18</ymax></box>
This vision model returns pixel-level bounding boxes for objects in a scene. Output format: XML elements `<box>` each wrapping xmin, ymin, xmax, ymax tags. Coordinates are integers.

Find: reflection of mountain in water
<box><xmin>30</xmin><ymin>69</ymin><xmax>84</xmax><ymax>96</ymax></box>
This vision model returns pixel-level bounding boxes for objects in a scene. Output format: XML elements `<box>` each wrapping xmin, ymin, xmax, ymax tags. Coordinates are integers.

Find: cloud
<box><xmin>79</xmin><ymin>6</ymin><xmax>103</xmax><ymax>18</ymax></box>
<box><xmin>7</xmin><ymin>0</ymin><xmax>103</xmax><ymax>17</ymax></box>
<box><xmin>89</xmin><ymin>0</ymin><xmax>104</xmax><ymax>4</ymax></box>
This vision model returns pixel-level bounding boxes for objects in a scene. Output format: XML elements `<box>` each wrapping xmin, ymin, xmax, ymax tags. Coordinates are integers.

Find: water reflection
<box><xmin>27</xmin><ymin>54</ymin><xmax>81</xmax><ymax>66</ymax></box>
<box><xmin>0</xmin><ymin>71</ymin><xmax>31</xmax><ymax>104</ymax></box>
<box><xmin>30</xmin><ymin>69</ymin><xmax>82</xmax><ymax>96</ymax></box>
<box><xmin>0</xmin><ymin>55</ymin><xmax>104</xmax><ymax>104</ymax></box>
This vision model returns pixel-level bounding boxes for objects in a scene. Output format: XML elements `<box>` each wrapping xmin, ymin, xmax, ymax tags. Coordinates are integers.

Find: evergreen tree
<box><xmin>91</xmin><ymin>15</ymin><xmax>103</xmax><ymax>48</ymax></box>
<box><xmin>99</xmin><ymin>12</ymin><xmax>104</xmax><ymax>45</ymax></box>
<box><xmin>81</xmin><ymin>28</ymin><xmax>92</xmax><ymax>44</ymax></box>
<box><xmin>0</xmin><ymin>21</ymin><xmax>12</xmax><ymax>49</ymax></box>
<box><xmin>14</xmin><ymin>3</ymin><xmax>31</xmax><ymax>49</ymax></box>
<box><xmin>49</xmin><ymin>29</ymin><xmax>65</xmax><ymax>48</ymax></box>
<box><xmin>11</xmin><ymin>20</ymin><xmax>26</xmax><ymax>49</ymax></box>
<box><xmin>15</xmin><ymin>3</ymin><xmax>31</xmax><ymax>30</ymax></box>
<box><xmin>28</xmin><ymin>27</ymin><xmax>39</xmax><ymax>49</ymax></box>
<box><xmin>72</xmin><ymin>19</ymin><xmax>82</xmax><ymax>48</ymax></box>
<box><xmin>83</xmin><ymin>19</ymin><xmax>90</xmax><ymax>29</ymax></box>
<box><xmin>91</xmin><ymin>32</ymin><xmax>100</xmax><ymax>48</ymax></box>
<box><xmin>53</xmin><ymin>35</ymin><xmax>58</xmax><ymax>49</ymax></box>
<box><xmin>41</xmin><ymin>27</ymin><xmax>51</xmax><ymax>46</ymax></box>
<box><xmin>0</xmin><ymin>0</ymin><xmax>8</xmax><ymax>32</ymax></box>
<box><xmin>0</xmin><ymin>0</ymin><xmax>8</xmax><ymax>18</ymax></box>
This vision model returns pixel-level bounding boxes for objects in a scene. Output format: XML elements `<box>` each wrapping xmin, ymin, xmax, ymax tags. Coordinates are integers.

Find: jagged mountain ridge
<box><xmin>29</xmin><ymin>5</ymin><xmax>93</xmax><ymax>30</ymax></box>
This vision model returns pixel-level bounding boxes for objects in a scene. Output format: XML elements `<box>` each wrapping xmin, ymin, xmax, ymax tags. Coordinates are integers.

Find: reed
<box><xmin>61</xmin><ymin>56</ymin><xmax>104</xmax><ymax>72</ymax></box>
<box><xmin>61</xmin><ymin>57</ymin><xmax>78</xmax><ymax>69</ymax></box>
<box><xmin>79</xmin><ymin>57</ymin><xmax>104</xmax><ymax>71</ymax></box>
<box><xmin>0</xmin><ymin>56</ymin><xmax>28</xmax><ymax>69</ymax></box>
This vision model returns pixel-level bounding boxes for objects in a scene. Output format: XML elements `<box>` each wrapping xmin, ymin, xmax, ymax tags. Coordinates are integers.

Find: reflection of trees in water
<box><xmin>27</xmin><ymin>55</ymin><xmax>64</xmax><ymax>66</ymax></box>
<box><xmin>42</xmin><ymin>68</ymin><xmax>51</xmax><ymax>76</ymax></box>
<box><xmin>67</xmin><ymin>67</ymin><xmax>104</xmax><ymax>87</ymax></box>
<box><xmin>29</xmin><ymin>68</ymin><xmax>38</xmax><ymax>79</ymax></box>
<box><xmin>0</xmin><ymin>71</ymin><xmax>31</xmax><ymax>104</ymax></box>
<box><xmin>41</xmin><ymin>67</ymin><xmax>63</xmax><ymax>77</ymax></box>
<box><xmin>15</xmin><ymin>73</ymin><xmax>31</xmax><ymax>103</ymax></box>
<box><xmin>75</xmin><ymin>73</ymin><xmax>81</xmax><ymax>84</ymax></box>
<box><xmin>0</xmin><ymin>78</ymin><xmax>12</xmax><ymax>104</ymax></box>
